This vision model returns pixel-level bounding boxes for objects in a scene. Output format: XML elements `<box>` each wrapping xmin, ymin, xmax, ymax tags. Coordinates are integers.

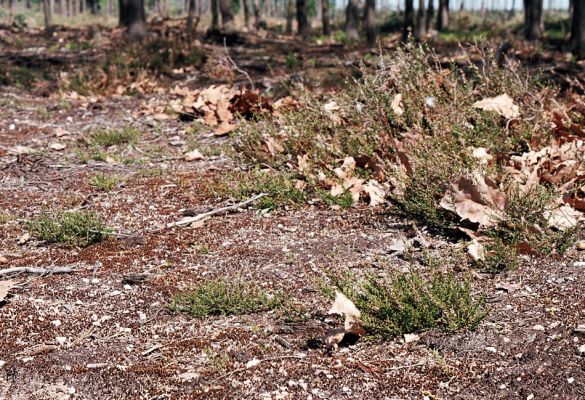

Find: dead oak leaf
<box><xmin>328</xmin><ymin>291</ymin><xmax>366</xmax><ymax>338</ymax></box>
<box><xmin>0</xmin><ymin>280</ymin><xmax>15</xmax><ymax>302</ymax></box>
<box><xmin>364</xmin><ymin>180</ymin><xmax>386</xmax><ymax>206</ymax></box>
<box><xmin>440</xmin><ymin>174</ymin><xmax>507</xmax><ymax>228</ymax></box>
<box><xmin>472</xmin><ymin>94</ymin><xmax>519</xmax><ymax>119</ymax></box>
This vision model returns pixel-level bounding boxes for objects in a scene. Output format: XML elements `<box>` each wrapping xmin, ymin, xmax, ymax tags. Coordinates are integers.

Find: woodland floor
<box><xmin>1</xmin><ymin>24</ymin><xmax>585</xmax><ymax>400</ymax></box>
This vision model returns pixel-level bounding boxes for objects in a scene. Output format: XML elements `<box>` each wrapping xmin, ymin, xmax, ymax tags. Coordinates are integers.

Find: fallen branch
<box><xmin>0</xmin><ymin>266</ymin><xmax>78</xmax><ymax>276</ymax></box>
<box><xmin>223</xmin><ymin>37</ymin><xmax>255</xmax><ymax>91</ymax></box>
<box><xmin>166</xmin><ymin>193</ymin><xmax>267</xmax><ymax>228</ymax></box>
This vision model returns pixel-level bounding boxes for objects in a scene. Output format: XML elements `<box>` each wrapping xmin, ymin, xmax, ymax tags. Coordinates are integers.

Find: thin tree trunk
<box><xmin>437</xmin><ymin>0</ymin><xmax>449</xmax><ymax>30</ymax></box>
<box><xmin>285</xmin><ymin>0</ymin><xmax>293</xmax><ymax>33</ymax></box>
<box><xmin>296</xmin><ymin>0</ymin><xmax>309</xmax><ymax>38</ymax></box>
<box><xmin>119</xmin><ymin>0</ymin><xmax>147</xmax><ymax>37</ymax></box>
<box><xmin>321</xmin><ymin>0</ymin><xmax>329</xmax><ymax>35</ymax></box>
<box><xmin>403</xmin><ymin>0</ymin><xmax>414</xmax><ymax>40</ymax></box>
<box><xmin>571</xmin><ymin>0</ymin><xmax>585</xmax><ymax>59</ymax></box>
<box><xmin>523</xmin><ymin>0</ymin><xmax>543</xmax><ymax>40</ymax></box>
<box><xmin>345</xmin><ymin>0</ymin><xmax>360</xmax><ymax>40</ymax></box>
<box><xmin>42</xmin><ymin>0</ymin><xmax>52</xmax><ymax>27</ymax></box>
<box><xmin>253</xmin><ymin>0</ymin><xmax>261</xmax><ymax>28</ymax></box>
<box><xmin>187</xmin><ymin>0</ymin><xmax>196</xmax><ymax>40</ymax></box>
<box><xmin>8</xmin><ymin>0</ymin><xmax>13</xmax><ymax>25</ymax></box>
<box><xmin>210</xmin><ymin>0</ymin><xmax>219</xmax><ymax>29</ymax></box>
<box><xmin>242</xmin><ymin>0</ymin><xmax>250</xmax><ymax>28</ymax></box>
<box><xmin>219</xmin><ymin>0</ymin><xmax>234</xmax><ymax>29</ymax></box>
<box><xmin>364</xmin><ymin>0</ymin><xmax>375</xmax><ymax>44</ymax></box>
<box><xmin>425</xmin><ymin>0</ymin><xmax>433</xmax><ymax>32</ymax></box>
<box><xmin>415</xmin><ymin>0</ymin><xmax>426</xmax><ymax>39</ymax></box>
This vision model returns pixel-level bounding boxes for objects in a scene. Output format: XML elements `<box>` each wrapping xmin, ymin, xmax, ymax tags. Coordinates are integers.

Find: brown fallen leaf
<box><xmin>472</xmin><ymin>94</ymin><xmax>519</xmax><ymax>119</ymax></box>
<box><xmin>363</xmin><ymin>180</ymin><xmax>386</xmax><ymax>206</ymax></box>
<box><xmin>391</xmin><ymin>93</ymin><xmax>404</xmax><ymax>116</ymax></box>
<box><xmin>440</xmin><ymin>173</ymin><xmax>507</xmax><ymax>227</ymax></box>
<box><xmin>326</xmin><ymin>291</ymin><xmax>366</xmax><ymax>347</ymax></box>
<box><xmin>468</xmin><ymin>239</ymin><xmax>485</xmax><ymax>261</ymax></box>
<box><xmin>184</xmin><ymin>149</ymin><xmax>204</xmax><ymax>161</ymax></box>
<box><xmin>0</xmin><ymin>280</ymin><xmax>14</xmax><ymax>302</ymax></box>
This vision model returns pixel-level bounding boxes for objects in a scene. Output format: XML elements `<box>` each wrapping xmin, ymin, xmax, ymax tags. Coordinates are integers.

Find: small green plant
<box><xmin>320</xmin><ymin>190</ymin><xmax>354</xmax><ymax>209</ymax></box>
<box><xmin>89</xmin><ymin>173</ymin><xmax>120</xmax><ymax>192</ymax></box>
<box><xmin>169</xmin><ymin>279</ymin><xmax>285</xmax><ymax>318</ymax></box>
<box><xmin>235</xmin><ymin>170</ymin><xmax>305</xmax><ymax>211</ymax></box>
<box><xmin>90</xmin><ymin>127</ymin><xmax>139</xmax><ymax>147</ymax></box>
<box><xmin>29</xmin><ymin>211</ymin><xmax>109</xmax><ymax>246</ymax></box>
<box><xmin>326</xmin><ymin>270</ymin><xmax>488</xmax><ymax>339</ymax></box>
<box><xmin>0</xmin><ymin>212</ymin><xmax>13</xmax><ymax>225</ymax></box>
<box><xmin>203</xmin><ymin>347</ymin><xmax>230</xmax><ymax>373</ymax></box>
<box><xmin>285</xmin><ymin>52</ymin><xmax>301</xmax><ymax>69</ymax></box>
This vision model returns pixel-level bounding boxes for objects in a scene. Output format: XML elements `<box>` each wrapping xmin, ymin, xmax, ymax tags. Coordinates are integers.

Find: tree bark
<box><xmin>42</xmin><ymin>0</ymin><xmax>52</xmax><ymax>27</ymax></box>
<box><xmin>219</xmin><ymin>0</ymin><xmax>234</xmax><ymax>29</ymax></box>
<box><xmin>253</xmin><ymin>0</ymin><xmax>261</xmax><ymax>28</ymax></box>
<box><xmin>523</xmin><ymin>0</ymin><xmax>543</xmax><ymax>40</ymax></box>
<box><xmin>210</xmin><ymin>0</ymin><xmax>219</xmax><ymax>29</ymax></box>
<box><xmin>8</xmin><ymin>0</ymin><xmax>13</xmax><ymax>25</ymax></box>
<box><xmin>285</xmin><ymin>0</ymin><xmax>293</xmax><ymax>34</ymax></box>
<box><xmin>345</xmin><ymin>0</ymin><xmax>360</xmax><ymax>41</ymax></box>
<box><xmin>187</xmin><ymin>0</ymin><xmax>196</xmax><ymax>41</ymax></box>
<box><xmin>425</xmin><ymin>0</ymin><xmax>433</xmax><ymax>32</ymax></box>
<box><xmin>403</xmin><ymin>0</ymin><xmax>414</xmax><ymax>40</ymax></box>
<box><xmin>321</xmin><ymin>0</ymin><xmax>330</xmax><ymax>35</ymax></box>
<box><xmin>297</xmin><ymin>0</ymin><xmax>310</xmax><ymax>39</ymax></box>
<box><xmin>119</xmin><ymin>0</ymin><xmax>147</xmax><ymax>37</ymax></box>
<box><xmin>415</xmin><ymin>0</ymin><xmax>426</xmax><ymax>39</ymax></box>
<box><xmin>571</xmin><ymin>0</ymin><xmax>585</xmax><ymax>59</ymax></box>
<box><xmin>436</xmin><ymin>0</ymin><xmax>448</xmax><ymax>31</ymax></box>
<box><xmin>242</xmin><ymin>0</ymin><xmax>250</xmax><ymax>28</ymax></box>
<box><xmin>364</xmin><ymin>0</ymin><xmax>375</xmax><ymax>44</ymax></box>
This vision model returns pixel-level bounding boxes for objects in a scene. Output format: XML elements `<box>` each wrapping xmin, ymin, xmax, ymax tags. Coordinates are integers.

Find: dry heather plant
<box><xmin>233</xmin><ymin>43</ymin><xmax>584</xmax><ymax>271</ymax></box>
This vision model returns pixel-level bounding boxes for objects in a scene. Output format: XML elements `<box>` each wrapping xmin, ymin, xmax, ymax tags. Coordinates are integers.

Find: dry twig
<box><xmin>0</xmin><ymin>266</ymin><xmax>78</xmax><ymax>276</ymax></box>
<box><xmin>223</xmin><ymin>38</ymin><xmax>255</xmax><ymax>91</ymax></box>
<box><xmin>166</xmin><ymin>193</ymin><xmax>267</xmax><ymax>228</ymax></box>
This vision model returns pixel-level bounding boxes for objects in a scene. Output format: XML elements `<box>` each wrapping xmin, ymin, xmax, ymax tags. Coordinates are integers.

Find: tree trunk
<box><xmin>437</xmin><ymin>0</ymin><xmax>448</xmax><ymax>31</ymax></box>
<box><xmin>8</xmin><ymin>0</ymin><xmax>13</xmax><ymax>25</ymax></box>
<box><xmin>242</xmin><ymin>0</ymin><xmax>250</xmax><ymax>28</ymax></box>
<box><xmin>321</xmin><ymin>0</ymin><xmax>330</xmax><ymax>35</ymax></box>
<box><xmin>415</xmin><ymin>0</ymin><xmax>426</xmax><ymax>39</ymax></box>
<box><xmin>297</xmin><ymin>0</ymin><xmax>310</xmax><ymax>38</ymax></box>
<box><xmin>26</xmin><ymin>0</ymin><xmax>31</xmax><ymax>9</ymax></box>
<box><xmin>285</xmin><ymin>0</ymin><xmax>293</xmax><ymax>33</ymax></box>
<box><xmin>425</xmin><ymin>0</ymin><xmax>433</xmax><ymax>32</ymax></box>
<box><xmin>119</xmin><ymin>0</ymin><xmax>147</xmax><ymax>37</ymax></box>
<box><xmin>187</xmin><ymin>0</ymin><xmax>196</xmax><ymax>41</ymax></box>
<box><xmin>364</xmin><ymin>0</ymin><xmax>375</xmax><ymax>44</ymax></box>
<box><xmin>571</xmin><ymin>0</ymin><xmax>585</xmax><ymax>59</ymax></box>
<box><xmin>42</xmin><ymin>0</ymin><xmax>52</xmax><ymax>27</ymax></box>
<box><xmin>253</xmin><ymin>0</ymin><xmax>261</xmax><ymax>28</ymax></box>
<box><xmin>508</xmin><ymin>0</ymin><xmax>516</xmax><ymax>18</ymax></box>
<box><xmin>403</xmin><ymin>0</ymin><xmax>414</xmax><ymax>40</ymax></box>
<box><xmin>345</xmin><ymin>0</ymin><xmax>360</xmax><ymax>41</ymax></box>
<box><xmin>210</xmin><ymin>0</ymin><xmax>219</xmax><ymax>29</ymax></box>
<box><xmin>523</xmin><ymin>0</ymin><xmax>543</xmax><ymax>40</ymax></box>
<box><xmin>219</xmin><ymin>0</ymin><xmax>234</xmax><ymax>29</ymax></box>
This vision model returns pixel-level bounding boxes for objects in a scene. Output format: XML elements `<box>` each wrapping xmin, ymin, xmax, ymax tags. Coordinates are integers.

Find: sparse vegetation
<box><xmin>28</xmin><ymin>210</ymin><xmax>109</xmax><ymax>246</ymax></box>
<box><xmin>90</xmin><ymin>127</ymin><xmax>140</xmax><ymax>147</ymax></box>
<box><xmin>88</xmin><ymin>173</ymin><xmax>120</xmax><ymax>192</ymax></box>
<box><xmin>169</xmin><ymin>279</ymin><xmax>285</xmax><ymax>318</ymax></box>
<box><xmin>325</xmin><ymin>270</ymin><xmax>488</xmax><ymax>338</ymax></box>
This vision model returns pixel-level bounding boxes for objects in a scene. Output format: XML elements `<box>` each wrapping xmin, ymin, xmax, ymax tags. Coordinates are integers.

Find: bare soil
<box><xmin>1</xmin><ymin>26</ymin><xmax>585</xmax><ymax>400</ymax></box>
